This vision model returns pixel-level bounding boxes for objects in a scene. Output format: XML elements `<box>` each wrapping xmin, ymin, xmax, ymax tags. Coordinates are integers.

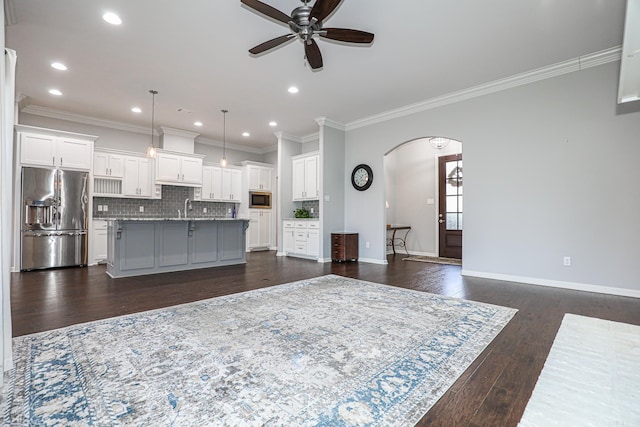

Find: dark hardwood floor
<box><xmin>10</xmin><ymin>252</ymin><xmax>640</xmax><ymax>426</ymax></box>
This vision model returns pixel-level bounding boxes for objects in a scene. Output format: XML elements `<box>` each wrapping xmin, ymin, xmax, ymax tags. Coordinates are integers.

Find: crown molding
<box><xmin>159</xmin><ymin>126</ymin><xmax>200</xmax><ymax>139</ymax></box>
<box><xmin>315</xmin><ymin>117</ymin><xmax>346</xmax><ymax>131</ymax></box>
<box><xmin>346</xmin><ymin>46</ymin><xmax>622</xmax><ymax>131</ymax></box>
<box><xmin>301</xmin><ymin>132</ymin><xmax>320</xmax><ymax>144</ymax></box>
<box><xmin>194</xmin><ymin>136</ymin><xmax>263</xmax><ymax>154</ymax></box>
<box><xmin>274</xmin><ymin>132</ymin><xmax>303</xmax><ymax>143</ymax></box>
<box><xmin>21</xmin><ymin>105</ymin><xmax>152</xmax><ymax>135</ymax></box>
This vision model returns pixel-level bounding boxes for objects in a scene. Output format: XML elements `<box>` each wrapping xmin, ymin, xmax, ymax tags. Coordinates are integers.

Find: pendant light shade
<box><xmin>220</xmin><ymin>109</ymin><xmax>228</xmax><ymax>167</ymax></box>
<box><xmin>146</xmin><ymin>90</ymin><xmax>158</xmax><ymax>158</ymax></box>
<box><xmin>429</xmin><ymin>137</ymin><xmax>450</xmax><ymax>150</ymax></box>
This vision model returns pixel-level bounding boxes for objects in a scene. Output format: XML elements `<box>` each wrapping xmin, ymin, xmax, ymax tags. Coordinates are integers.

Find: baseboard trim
<box><xmin>318</xmin><ymin>257</ymin><xmax>332</xmax><ymax>263</ymax></box>
<box><xmin>461</xmin><ymin>269</ymin><xmax>640</xmax><ymax>299</ymax></box>
<box><xmin>275</xmin><ymin>251</ymin><xmax>286</xmax><ymax>257</ymax></box>
<box><xmin>358</xmin><ymin>257</ymin><xmax>388</xmax><ymax>265</ymax></box>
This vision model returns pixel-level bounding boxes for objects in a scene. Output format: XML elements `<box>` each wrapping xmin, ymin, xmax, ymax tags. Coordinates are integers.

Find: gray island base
<box><xmin>106</xmin><ymin>218</ymin><xmax>250</xmax><ymax>278</ymax></box>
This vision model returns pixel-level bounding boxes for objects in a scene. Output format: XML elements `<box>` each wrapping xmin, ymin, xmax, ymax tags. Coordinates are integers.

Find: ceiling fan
<box><xmin>241</xmin><ymin>0</ymin><xmax>374</xmax><ymax>70</ymax></box>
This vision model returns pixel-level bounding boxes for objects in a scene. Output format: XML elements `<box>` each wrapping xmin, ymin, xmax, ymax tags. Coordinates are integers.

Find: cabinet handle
<box><xmin>60</xmin><ymin>158</ymin><xmax>63</xmax><ymax>166</ymax></box>
<box><xmin>52</xmin><ymin>156</ymin><xmax>55</xmax><ymax>165</ymax></box>
<box><xmin>177</xmin><ymin>174</ymin><xmax>180</xmax><ymax>180</ymax></box>
<box><xmin>182</xmin><ymin>174</ymin><xmax>184</xmax><ymax>181</ymax></box>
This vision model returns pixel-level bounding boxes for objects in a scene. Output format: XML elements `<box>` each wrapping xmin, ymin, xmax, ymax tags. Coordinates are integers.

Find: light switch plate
<box><xmin>139</xmin><ymin>206</ymin><xmax>144</xmax><ymax>212</ymax></box>
<box><xmin>427</xmin><ymin>198</ymin><xmax>435</xmax><ymax>205</ymax></box>
<box><xmin>97</xmin><ymin>205</ymin><xmax>103</xmax><ymax>212</ymax></box>
<box><xmin>103</xmin><ymin>205</ymin><xmax>108</xmax><ymax>212</ymax></box>
<box><xmin>203</xmin><ymin>207</ymin><xmax>207</xmax><ymax>213</ymax></box>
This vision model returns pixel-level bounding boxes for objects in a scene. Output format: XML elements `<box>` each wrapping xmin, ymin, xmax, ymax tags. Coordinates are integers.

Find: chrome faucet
<box><xmin>184</xmin><ymin>198</ymin><xmax>192</xmax><ymax>218</ymax></box>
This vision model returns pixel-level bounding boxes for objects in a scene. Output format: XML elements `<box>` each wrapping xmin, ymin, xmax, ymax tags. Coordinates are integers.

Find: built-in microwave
<box><xmin>249</xmin><ymin>191</ymin><xmax>272</xmax><ymax>209</ymax></box>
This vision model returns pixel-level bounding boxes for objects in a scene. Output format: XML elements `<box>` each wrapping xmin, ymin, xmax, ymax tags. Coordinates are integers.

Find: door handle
<box><xmin>438</xmin><ymin>219</ymin><xmax>445</xmax><ymax>224</ymax></box>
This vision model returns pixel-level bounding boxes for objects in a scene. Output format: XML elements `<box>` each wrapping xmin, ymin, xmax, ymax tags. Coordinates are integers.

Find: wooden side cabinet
<box><xmin>331</xmin><ymin>232</ymin><xmax>359</xmax><ymax>262</ymax></box>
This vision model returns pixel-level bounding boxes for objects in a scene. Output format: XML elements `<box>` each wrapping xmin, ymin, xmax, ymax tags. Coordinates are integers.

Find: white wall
<box><xmin>384</xmin><ymin>138</ymin><xmax>461</xmax><ymax>256</ymax></box>
<box><xmin>276</xmin><ymin>134</ymin><xmax>302</xmax><ymax>254</ymax></box>
<box><xmin>346</xmin><ymin>61</ymin><xmax>640</xmax><ymax>294</ymax></box>
<box><xmin>319</xmin><ymin>123</ymin><xmax>346</xmax><ymax>261</ymax></box>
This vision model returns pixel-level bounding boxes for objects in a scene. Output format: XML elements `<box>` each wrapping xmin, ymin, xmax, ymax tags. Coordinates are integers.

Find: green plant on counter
<box><xmin>294</xmin><ymin>208</ymin><xmax>310</xmax><ymax>218</ymax></box>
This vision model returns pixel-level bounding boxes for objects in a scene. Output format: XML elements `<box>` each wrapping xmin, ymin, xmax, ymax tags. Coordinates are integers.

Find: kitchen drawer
<box><xmin>295</xmin><ymin>242</ymin><xmax>307</xmax><ymax>253</ymax></box>
<box><xmin>307</xmin><ymin>221</ymin><xmax>319</xmax><ymax>229</ymax></box>
<box><xmin>295</xmin><ymin>230</ymin><xmax>307</xmax><ymax>240</ymax></box>
<box><xmin>284</xmin><ymin>221</ymin><xmax>295</xmax><ymax>228</ymax></box>
<box><xmin>295</xmin><ymin>221</ymin><xmax>308</xmax><ymax>229</ymax></box>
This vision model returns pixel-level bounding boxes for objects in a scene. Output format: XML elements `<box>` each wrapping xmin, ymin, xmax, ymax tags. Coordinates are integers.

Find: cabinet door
<box><xmin>219</xmin><ymin>221</ymin><xmax>244</xmax><ymax>261</ymax></box>
<box><xmin>93</xmin><ymin>152</ymin><xmax>110</xmax><ymax>176</ymax></box>
<box><xmin>202</xmin><ymin>167</ymin><xmax>214</xmax><ymax>200</ymax></box>
<box><xmin>57</xmin><ymin>137</ymin><xmax>92</xmax><ymax>170</ymax></box>
<box><xmin>181</xmin><ymin>157</ymin><xmax>203</xmax><ymax>184</ymax></box>
<box><xmin>230</xmin><ymin>169</ymin><xmax>242</xmax><ymax>202</ymax></box>
<box><xmin>92</xmin><ymin>220</ymin><xmax>108</xmax><ymax>262</ymax></box>
<box><xmin>137</xmin><ymin>158</ymin><xmax>151</xmax><ymax>197</ymax></box>
<box><xmin>260</xmin><ymin>168</ymin><xmax>272</xmax><ymax>191</ymax></box>
<box><xmin>20</xmin><ymin>133</ymin><xmax>56</xmax><ymax>167</ymax></box>
<box><xmin>259</xmin><ymin>210</ymin><xmax>272</xmax><ymax>247</ymax></box>
<box><xmin>304</xmin><ymin>155</ymin><xmax>319</xmax><ymax>199</ymax></box>
<box><xmin>248</xmin><ymin>166</ymin><xmax>261</xmax><ymax>190</ymax></box>
<box><xmin>292</xmin><ymin>158</ymin><xmax>305</xmax><ymax>200</ymax></box>
<box><xmin>222</xmin><ymin>169</ymin><xmax>233</xmax><ymax>201</ymax></box>
<box><xmin>123</xmin><ymin>157</ymin><xmax>141</xmax><ymax>196</ymax></box>
<box><xmin>248</xmin><ymin>210</ymin><xmax>261</xmax><ymax>248</ymax></box>
<box><xmin>284</xmin><ymin>227</ymin><xmax>296</xmax><ymax>254</ymax></box>
<box><xmin>211</xmin><ymin>167</ymin><xmax>223</xmax><ymax>201</ymax></box>
<box><xmin>156</xmin><ymin>153</ymin><xmax>181</xmax><ymax>182</ymax></box>
<box><xmin>108</xmin><ymin>154</ymin><xmax>124</xmax><ymax>178</ymax></box>
<box><xmin>307</xmin><ymin>229</ymin><xmax>320</xmax><ymax>257</ymax></box>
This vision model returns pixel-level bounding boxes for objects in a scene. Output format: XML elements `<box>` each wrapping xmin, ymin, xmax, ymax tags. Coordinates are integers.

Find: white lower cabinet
<box><xmin>248</xmin><ymin>209</ymin><xmax>272</xmax><ymax>250</ymax></box>
<box><xmin>92</xmin><ymin>220</ymin><xmax>108</xmax><ymax>264</ymax></box>
<box><xmin>284</xmin><ymin>220</ymin><xmax>319</xmax><ymax>258</ymax></box>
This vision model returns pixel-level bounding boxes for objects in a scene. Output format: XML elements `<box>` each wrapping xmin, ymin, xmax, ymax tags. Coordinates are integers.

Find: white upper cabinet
<box><xmin>123</xmin><ymin>156</ymin><xmax>152</xmax><ymax>197</ymax></box>
<box><xmin>155</xmin><ymin>151</ymin><xmax>203</xmax><ymax>186</ymax></box>
<box><xmin>222</xmin><ymin>168</ymin><xmax>242</xmax><ymax>202</ymax></box>
<box><xmin>201</xmin><ymin>166</ymin><xmax>223</xmax><ymax>201</ymax></box>
<box><xmin>292</xmin><ymin>152</ymin><xmax>319</xmax><ymax>201</ymax></box>
<box><xmin>17</xmin><ymin>126</ymin><xmax>96</xmax><ymax>171</ymax></box>
<box><xmin>247</xmin><ymin>165</ymin><xmax>272</xmax><ymax>191</ymax></box>
<box><xmin>93</xmin><ymin>151</ymin><xmax>124</xmax><ymax>178</ymax></box>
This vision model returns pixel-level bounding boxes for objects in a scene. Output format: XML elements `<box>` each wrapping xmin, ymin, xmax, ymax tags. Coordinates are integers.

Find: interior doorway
<box><xmin>383</xmin><ymin>137</ymin><xmax>462</xmax><ymax>258</ymax></box>
<box><xmin>438</xmin><ymin>153</ymin><xmax>463</xmax><ymax>259</ymax></box>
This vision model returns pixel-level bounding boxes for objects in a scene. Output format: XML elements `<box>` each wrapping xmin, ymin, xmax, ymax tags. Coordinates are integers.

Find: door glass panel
<box><xmin>444</xmin><ymin>159</ymin><xmax>463</xmax><ymax>231</ymax></box>
<box><xmin>446</xmin><ymin>213</ymin><xmax>458</xmax><ymax>230</ymax></box>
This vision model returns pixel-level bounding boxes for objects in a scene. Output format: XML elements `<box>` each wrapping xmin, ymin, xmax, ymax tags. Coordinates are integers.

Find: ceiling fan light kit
<box><xmin>241</xmin><ymin>0</ymin><xmax>374</xmax><ymax>70</ymax></box>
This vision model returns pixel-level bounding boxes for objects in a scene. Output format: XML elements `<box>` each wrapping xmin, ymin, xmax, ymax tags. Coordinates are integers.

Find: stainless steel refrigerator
<box><xmin>21</xmin><ymin>167</ymin><xmax>89</xmax><ymax>270</ymax></box>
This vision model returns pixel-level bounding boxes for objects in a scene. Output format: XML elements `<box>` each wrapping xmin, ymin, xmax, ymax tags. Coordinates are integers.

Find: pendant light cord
<box><xmin>150</xmin><ymin>90</ymin><xmax>158</xmax><ymax>150</ymax></box>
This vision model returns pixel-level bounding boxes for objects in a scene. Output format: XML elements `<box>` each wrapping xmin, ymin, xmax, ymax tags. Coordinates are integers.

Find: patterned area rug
<box><xmin>403</xmin><ymin>255</ymin><xmax>462</xmax><ymax>266</ymax></box>
<box><xmin>519</xmin><ymin>314</ymin><xmax>640</xmax><ymax>426</ymax></box>
<box><xmin>2</xmin><ymin>275</ymin><xmax>516</xmax><ymax>426</ymax></box>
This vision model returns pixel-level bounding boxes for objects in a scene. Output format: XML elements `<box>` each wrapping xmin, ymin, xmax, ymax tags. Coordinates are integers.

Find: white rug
<box><xmin>2</xmin><ymin>275</ymin><xmax>516</xmax><ymax>426</ymax></box>
<box><xmin>519</xmin><ymin>313</ymin><xmax>640</xmax><ymax>427</ymax></box>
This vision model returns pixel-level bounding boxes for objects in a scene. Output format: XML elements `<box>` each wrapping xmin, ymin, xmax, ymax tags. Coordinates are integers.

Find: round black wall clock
<box><xmin>351</xmin><ymin>164</ymin><xmax>373</xmax><ymax>191</ymax></box>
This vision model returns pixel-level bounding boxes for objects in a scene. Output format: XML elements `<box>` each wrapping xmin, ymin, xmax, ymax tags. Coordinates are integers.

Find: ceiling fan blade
<box><xmin>241</xmin><ymin>0</ymin><xmax>291</xmax><ymax>24</ymax></box>
<box><xmin>310</xmin><ymin>0</ymin><xmax>342</xmax><ymax>22</ymax></box>
<box><xmin>305</xmin><ymin>39</ymin><xmax>323</xmax><ymax>69</ymax></box>
<box><xmin>321</xmin><ymin>28</ymin><xmax>374</xmax><ymax>44</ymax></box>
<box><xmin>249</xmin><ymin>34</ymin><xmax>295</xmax><ymax>54</ymax></box>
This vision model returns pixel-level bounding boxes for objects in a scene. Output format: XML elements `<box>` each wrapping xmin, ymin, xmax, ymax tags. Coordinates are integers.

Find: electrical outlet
<box><xmin>228</xmin><ymin>208</ymin><xmax>232</xmax><ymax>214</ymax></box>
<box><xmin>97</xmin><ymin>205</ymin><xmax>103</xmax><ymax>212</ymax></box>
<box><xmin>366</xmin><ymin>241</ymin><xmax>370</xmax><ymax>248</ymax></box>
<box><xmin>310</xmin><ymin>208</ymin><xmax>314</xmax><ymax>214</ymax></box>
<box><xmin>139</xmin><ymin>206</ymin><xmax>144</xmax><ymax>213</ymax></box>
<box><xmin>203</xmin><ymin>207</ymin><xmax>207</xmax><ymax>213</ymax></box>
<box><xmin>563</xmin><ymin>256</ymin><xmax>571</xmax><ymax>267</ymax></box>
<box><xmin>103</xmin><ymin>205</ymin><xmax>108</xmax><ymax>212</ymax></box>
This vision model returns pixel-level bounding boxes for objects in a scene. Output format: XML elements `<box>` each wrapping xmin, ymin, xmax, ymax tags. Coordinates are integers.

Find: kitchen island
<box><xmin>105</xmin><ymin>218</ymin><xmax>249</xmax><ymax>278</ymax></box>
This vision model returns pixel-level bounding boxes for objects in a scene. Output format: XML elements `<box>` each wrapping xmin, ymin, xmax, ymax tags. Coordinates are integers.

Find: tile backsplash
<box><xmin>300</xmin><ymin>200</ymin><xmax>320</xmax><ymax>218</ymax></box>
<box><xmin>93</xmin><ymin>185</ymin><xmax>236</xmax><ymax>219</ymax></box>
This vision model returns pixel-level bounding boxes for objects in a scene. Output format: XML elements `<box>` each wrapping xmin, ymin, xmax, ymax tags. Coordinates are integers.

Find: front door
<box><xmin>438</xmin><ymin>154</ymin><xmax>462</xmax><ymax>259</ymax></box>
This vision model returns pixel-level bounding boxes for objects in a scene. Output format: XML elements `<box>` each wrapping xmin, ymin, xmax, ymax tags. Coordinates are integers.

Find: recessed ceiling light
<box><xmin>102</xmin><ymin>12</ymin><xmax>122</xmax><ymax>25</ymax></box>
<box><xmin>288</xmin><ymin>86</ymin><xmax>299</xmax><ymax>94</ymax></box>
<box><xmin>51</xmin><ymin>62</ymin><xmax>67</xmax><ymax>71</ymax></box>
<box><xmin>48</xmin><ymin>89</ymin><xmax>62</xmax><ymax>96</ymax></box>
<box><xmin>194</xmin><ymin>121</ymin><xmax>203</xmax><ymax>127</ymax></box>
<box><xmin>131</xmin><ymin>107</ymin><xmax>142</xmax><ymax>113</ymax></box>
<box><xmin>242</xmin><ymin>132</ymin><xmax>250</xmax><ymax>137</ymax></box>
<box><xmin>269</xmin><ymin>121</ymin><xmax>278</xmax><ymax>127</ymax></box>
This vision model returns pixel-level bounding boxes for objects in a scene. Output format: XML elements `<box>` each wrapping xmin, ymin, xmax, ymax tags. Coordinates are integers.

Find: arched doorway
<box><xmin>384</xmin><ymin>137</ymin><xmax>462</xmax><ymax>259</ymax></box>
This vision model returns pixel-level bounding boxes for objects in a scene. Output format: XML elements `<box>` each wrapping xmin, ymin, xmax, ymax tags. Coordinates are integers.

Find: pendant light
<box><xmin>146</xmin><ymin>90</ymin><xmax>158</xmax><ymax>158</ymax></box>
<box><xmin>220</xmin><ymin>109</ymin><xmax>229</xmax><ymax>167</ymax></box>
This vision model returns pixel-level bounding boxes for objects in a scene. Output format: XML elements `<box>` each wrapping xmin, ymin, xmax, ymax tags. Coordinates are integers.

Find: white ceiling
<box><xmin>5</xmin><ymin>0</ymin><xmax>627</xmax><ymax>151</ymax></box>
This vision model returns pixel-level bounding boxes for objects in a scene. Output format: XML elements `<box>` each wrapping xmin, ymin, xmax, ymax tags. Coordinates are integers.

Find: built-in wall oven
<box><xmin>249</xmin><ymin>191</ymin><xmax>272</xmax><ymax>209</ymax></box>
